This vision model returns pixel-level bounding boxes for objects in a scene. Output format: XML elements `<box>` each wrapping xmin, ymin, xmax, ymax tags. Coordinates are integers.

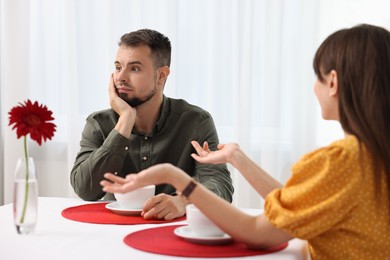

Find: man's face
<box><xmin>114</xmin><ymin>45</ymin><xmax>159</xmax><ymax>107</ymax></box>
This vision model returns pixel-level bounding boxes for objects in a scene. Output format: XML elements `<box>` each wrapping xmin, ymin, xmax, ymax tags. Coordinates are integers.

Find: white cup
<box><xmin>114</xmin><ymin>185</ymin><xmax>155</xmax><ymax>209</ymax></box>
<box><xmin>186</xmin><ymin>204</ymin><xmax>225</xmax><ymax>237</ymax></box>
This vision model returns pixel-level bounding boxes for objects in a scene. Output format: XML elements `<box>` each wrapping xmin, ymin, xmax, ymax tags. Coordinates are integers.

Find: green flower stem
<box><xmin>19</xmin><ymin>136</ymin><xmax>29</xmax><ymax>224</ymax></box>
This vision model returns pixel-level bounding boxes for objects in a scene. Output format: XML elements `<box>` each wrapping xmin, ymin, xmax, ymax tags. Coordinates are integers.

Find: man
<box><xmin>70</xmin><ymin>29</ymin><xmax>234</xmax><ymax>220</ymax></box>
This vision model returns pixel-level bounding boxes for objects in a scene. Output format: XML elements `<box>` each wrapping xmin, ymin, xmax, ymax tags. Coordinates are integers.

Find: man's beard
<box><xmin>119</xmin><ymin>85</ymin><xmax>157</xmax><ymax>107</ymax></box>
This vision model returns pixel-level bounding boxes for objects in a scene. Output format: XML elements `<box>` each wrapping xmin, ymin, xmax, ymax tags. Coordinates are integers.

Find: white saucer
<box><xmin>174</xmin><ymin>226</ymin><xmax>233</xmax><ymax>245</ymax></box>
<box><xmin>105</xmin><ymin>202</ymin><xmax>143</xmax><ymax>216</ymax></box>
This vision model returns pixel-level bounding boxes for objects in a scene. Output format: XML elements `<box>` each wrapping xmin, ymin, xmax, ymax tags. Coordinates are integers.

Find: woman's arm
<box><xmin>191</xmin><ymin>141</ymin><xmax>283</xmax><ymax>198</ymax></box>
<box><xmin>101</xmin><ymin>164</ymin><xmax>292</xmax><ymax>248</ymax></box>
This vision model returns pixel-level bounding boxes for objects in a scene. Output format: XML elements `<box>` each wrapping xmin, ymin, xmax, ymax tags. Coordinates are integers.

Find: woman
<box><xmin>101</xmin><ymin>24</ymin><xmax>390</xmax><ymax>259</ymax></box>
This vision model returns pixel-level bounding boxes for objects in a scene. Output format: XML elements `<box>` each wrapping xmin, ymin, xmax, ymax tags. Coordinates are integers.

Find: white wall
<box><xmin>2</xmin><ymin>0</ymin><xmax>390</xmax><ymax>207</ymax></box>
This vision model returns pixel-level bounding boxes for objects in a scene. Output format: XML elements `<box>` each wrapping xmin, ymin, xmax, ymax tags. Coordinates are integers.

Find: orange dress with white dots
<box><xmin>264</xmin><ymin>135</ymin><xmax>390</xmax><ymax>259</ymax></box>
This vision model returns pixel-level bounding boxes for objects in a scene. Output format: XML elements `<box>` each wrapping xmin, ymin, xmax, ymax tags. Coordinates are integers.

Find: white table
<box><xmin>0</xmin><ymin>197</ymin><xmax>309</xmax><ymax>260</ymax></box>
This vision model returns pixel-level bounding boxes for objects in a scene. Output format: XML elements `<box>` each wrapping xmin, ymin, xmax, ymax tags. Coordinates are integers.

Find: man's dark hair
<box><xmin>119</xmin><ymin>29</ymin><xmax>171</xmax><ymax>68</ymax></box>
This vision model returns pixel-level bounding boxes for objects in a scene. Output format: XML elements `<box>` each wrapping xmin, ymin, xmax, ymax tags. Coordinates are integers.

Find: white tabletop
<box><xmin>0</xmin><ymin>197</ymin><xmax>309</xmax><ymax>260</ymax></box>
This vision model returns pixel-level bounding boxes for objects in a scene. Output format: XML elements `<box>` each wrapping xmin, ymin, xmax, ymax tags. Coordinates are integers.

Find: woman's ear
<box><xmin>328</xmin><ymin>69</ymin><xmax>338</xmax><ymax>97</ymax></box>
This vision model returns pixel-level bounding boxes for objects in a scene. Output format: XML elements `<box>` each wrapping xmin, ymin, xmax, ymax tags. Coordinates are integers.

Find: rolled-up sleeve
<box><xmin>70</xmin><ymin>115</ymin><xmax>129</xmax><ymax>201</ymax></box>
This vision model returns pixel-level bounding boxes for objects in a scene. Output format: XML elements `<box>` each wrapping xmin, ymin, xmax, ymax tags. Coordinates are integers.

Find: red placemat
<box><xmin>124</xmin><ymin>225</ymin><xmax>288</xmax><ymax>257</ymax></box>
<box><xmin>61</xmin><ymin>202</ymin><xmax>186</xmax><ymax>225</ymax></box>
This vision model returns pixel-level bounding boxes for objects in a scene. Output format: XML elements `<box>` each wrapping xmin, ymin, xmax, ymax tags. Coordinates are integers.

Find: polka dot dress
<box><xmin>265</xmin><ymin>135</ymin><xmax>390</xmax><ymax>259</ymax></box>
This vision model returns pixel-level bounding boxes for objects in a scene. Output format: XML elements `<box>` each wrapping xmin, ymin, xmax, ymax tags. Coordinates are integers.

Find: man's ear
<box><xmin>328</xmin><ymin>69</ymin><xmax>338</xmax><ymax>97</ymax></box>
<box><xmin>157</xmin><ymin>66</ymin><xmax>170</xmax><ymax>86</ymax></box>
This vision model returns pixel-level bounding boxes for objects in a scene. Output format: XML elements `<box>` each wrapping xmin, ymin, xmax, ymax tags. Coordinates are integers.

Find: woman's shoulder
<box><xmin>288</xmin><ymin>135</ymin><xmax>364</xmax><ymax>191</ymax></box>
<box><xmin>297</xmin><ymin>135</ymin><xmax>360</xmax><ymax>168</ymax></box>
<box><xmin>330</xmin><ymin>135</ymin><xmax>359</xmax><ymax>150</ymax></box>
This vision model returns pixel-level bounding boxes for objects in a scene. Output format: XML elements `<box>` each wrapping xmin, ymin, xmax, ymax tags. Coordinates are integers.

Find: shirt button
<box><xmin>125</xmin><ymin>147</ymin><xmax>129</xmax><ymax>151</ymax></box>
<box><xmin>142</xmin><ymin>156</ymin><xmax>148</xmax><ymax>161</ymax></box>
<box><xmin>144</xmin><ymin>136</ymin><xmax>148</xmax><ymax>140</ymax></box>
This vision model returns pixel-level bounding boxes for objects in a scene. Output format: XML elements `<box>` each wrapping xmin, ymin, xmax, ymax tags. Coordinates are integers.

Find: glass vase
<box><xmin>13</xmin><ymin>157</ymin><xmax>38</xmax><ymax>235</ymax></box>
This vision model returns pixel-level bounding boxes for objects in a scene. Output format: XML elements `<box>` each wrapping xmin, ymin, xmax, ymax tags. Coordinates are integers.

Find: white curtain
<box><xmin>1</xmin><ymin>0</ymin><xmax>389</xmax><ymax>207</ymax></box>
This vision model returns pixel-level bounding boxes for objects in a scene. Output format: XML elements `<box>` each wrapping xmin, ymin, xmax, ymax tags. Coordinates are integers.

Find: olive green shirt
<box><xmin>70</xmin><ymin>96</ymin><xmax>234</xmax><ymax>201</ymax></box>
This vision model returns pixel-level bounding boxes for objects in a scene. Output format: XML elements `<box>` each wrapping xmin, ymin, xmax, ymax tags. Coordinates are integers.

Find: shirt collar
<box><xmin>130</xmin><ymin>95</ymin><xmax>168</xmax><ymax>137</ymax></box>
<box><xmin>153</xmin><ymin>95</ymin><xmax>169</xmax><ymax>134</ymax></box>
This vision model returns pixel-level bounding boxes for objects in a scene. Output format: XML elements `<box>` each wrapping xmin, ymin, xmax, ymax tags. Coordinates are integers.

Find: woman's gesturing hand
<box><xmin>190</xmin><ymin>141</ymin><xmax>240</xmax><ymax>165</ymax></box>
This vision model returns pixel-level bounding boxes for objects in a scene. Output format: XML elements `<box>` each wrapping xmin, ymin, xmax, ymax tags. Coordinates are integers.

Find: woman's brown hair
<box><xmin>313</xmin><ymin>24</ymin><xmax>390</xmax><ymax>197</ymax></box>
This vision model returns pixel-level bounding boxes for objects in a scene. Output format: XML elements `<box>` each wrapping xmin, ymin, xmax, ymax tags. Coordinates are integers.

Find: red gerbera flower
<box><xmin>8</xmin><ymin>100</ymin><xmax>56</xmax><ymax>145</ymax></box>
